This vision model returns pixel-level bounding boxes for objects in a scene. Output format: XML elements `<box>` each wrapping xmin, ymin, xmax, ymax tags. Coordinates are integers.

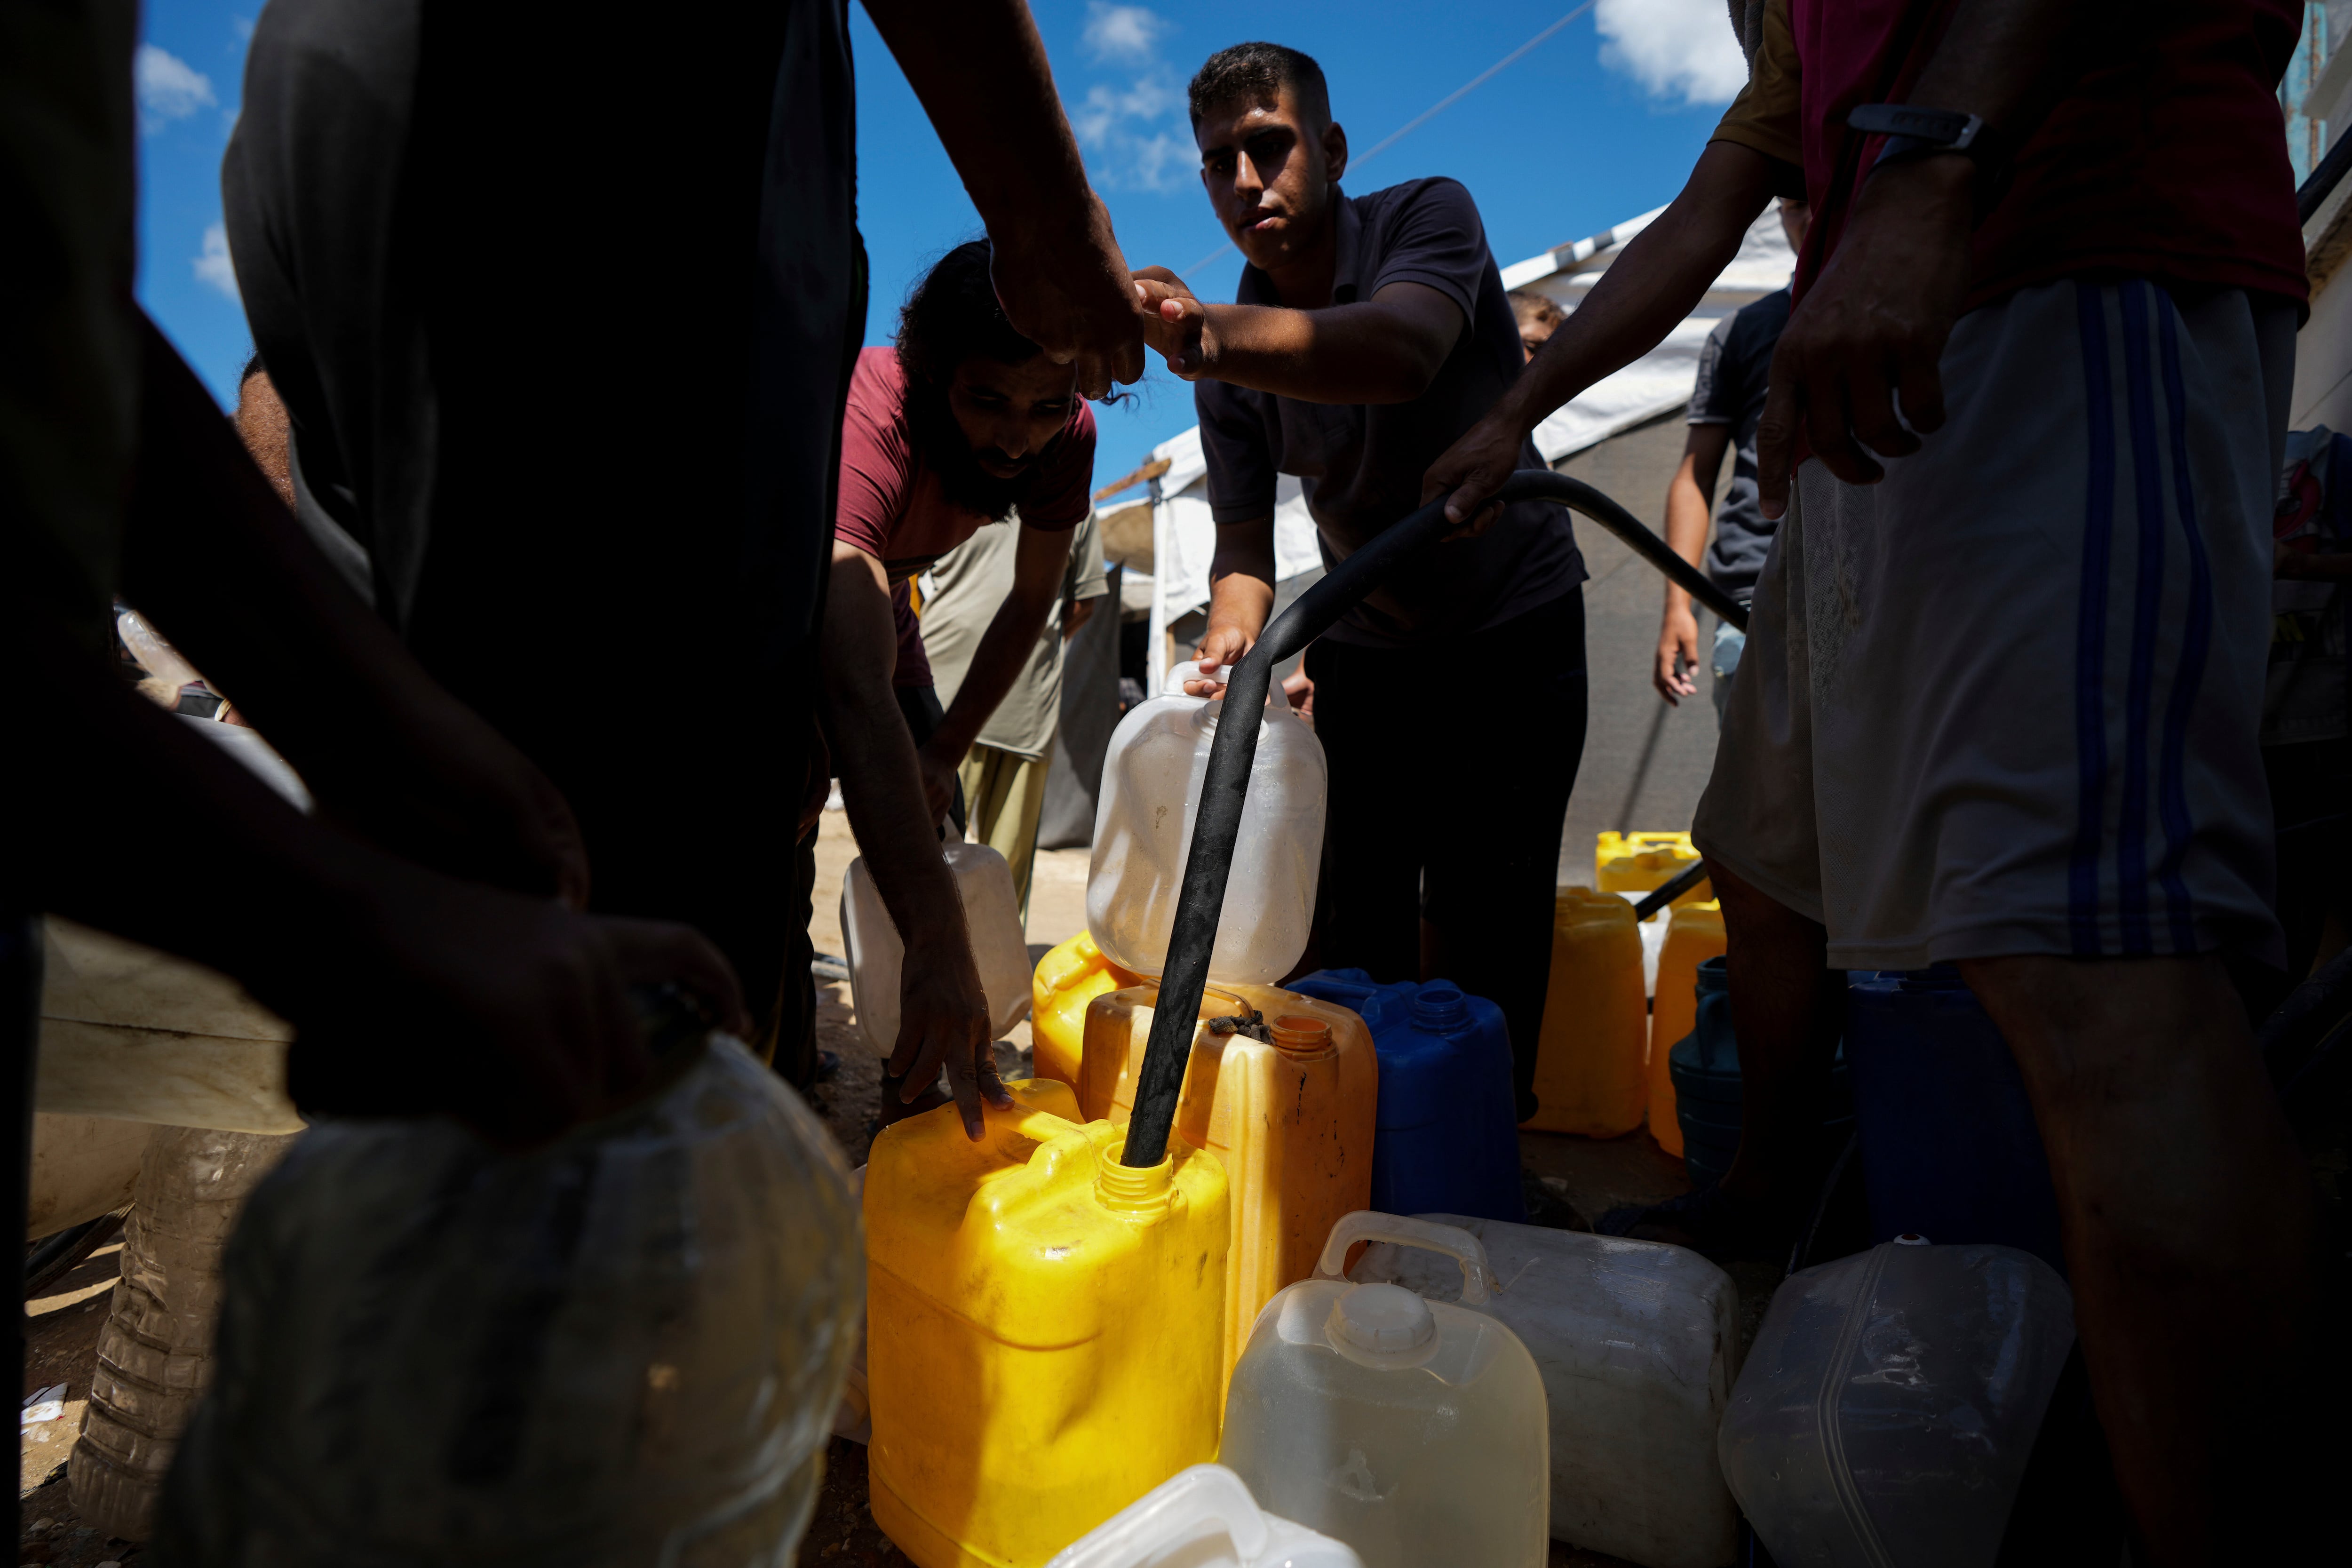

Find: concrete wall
<box><xmin>1549</xmin><ymin>411</ymin><xmax>1729</xmax><ymax>886</ymax></box>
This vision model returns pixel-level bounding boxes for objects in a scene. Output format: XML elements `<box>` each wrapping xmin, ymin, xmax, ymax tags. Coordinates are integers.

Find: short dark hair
<box><xmin>1188</xmin><ymin>42</ymin><xmax>1329</xmax><ymax>130</ymax></box>
<box><xmin>894</xmin><ymin>239</ymin><xmax>1041</xmax><ymax>386</ymax></box>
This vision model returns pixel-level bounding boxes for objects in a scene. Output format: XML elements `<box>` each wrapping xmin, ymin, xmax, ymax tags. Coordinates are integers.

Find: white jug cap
<box><xmin>1162</xmin><ymin>662</ymin><xmax>1234</xmax><ymax>697</ymax></box>
<box><xmin>1329</xmin><ymin>1282</ymin><xmax>1436</xmax><ymax>1365</ymax></box>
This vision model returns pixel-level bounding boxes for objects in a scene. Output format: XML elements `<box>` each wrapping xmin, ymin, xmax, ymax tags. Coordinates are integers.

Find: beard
<box><xmin>907</xmin><ymin>379</ymin><xmax>1043</xmax><ymax>521</ymax></box>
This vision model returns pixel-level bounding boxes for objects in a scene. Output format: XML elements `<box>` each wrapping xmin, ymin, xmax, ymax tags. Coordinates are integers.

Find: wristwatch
<box><xmin>1847</xmin><ymin>103</ymin><xmax>2012</xmax><ymax>208</ymax></box>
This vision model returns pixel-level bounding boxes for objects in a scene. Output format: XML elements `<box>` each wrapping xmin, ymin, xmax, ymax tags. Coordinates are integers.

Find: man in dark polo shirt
<box><xmin>1135</xmin><ymin>41</ymin><xmax>1586</xmax><ymax>1118</ymax></box>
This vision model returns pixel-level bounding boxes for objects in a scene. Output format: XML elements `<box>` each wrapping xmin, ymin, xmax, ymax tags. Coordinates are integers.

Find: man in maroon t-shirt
<box><xmin>1427</xmin><ymin>0</ymin><xmax>2324</xmax><ymax>1554</ymax></box>
<box><xmin>819</xmin><ymin>240</ymin><xmax>1097</xmax><ymax>1134</ymax></box>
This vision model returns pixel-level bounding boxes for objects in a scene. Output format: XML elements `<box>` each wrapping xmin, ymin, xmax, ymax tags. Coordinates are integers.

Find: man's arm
<box><xmin>818</xmin><ymin>540</ymin><xmax>1010</xmax><ymax>1138</ymax></box>
<box><xmin>1181</xmin><ymin>517</ymin><xmax>1279</xmax><ymax>694</ymax></box>
<box><xmin>1422</xmin><ymin>141</ymin><xmax>1778</xmax><ymax>526</ymax></box>
<box><xmin>121</xmin><ymin>318</ymin><xmax>590</xmax><ymax>905</ymax></box>
<box><xmin>862</xmin><ymin>0</ymin><xmax>1141</xmax><ymax>399</ymax></box>
<box><xmin>1755</xmin><ymin>0</ymin><xmax>2113</xmax><ymax>512</ymax></box>
<box><xmin>1132</xmin><ymin>273</ymin><xmax>1465</xmax><ymax>406</ymax></box>
<box><xmin>1657</xmin><ymin>423</ymin><xmax>1732</xmax><ymax>705</ymax></box>
<box><xmin>916</xmin><ymin>522</ymin><xmax>1071</xmax><ymax>814</ymax></box>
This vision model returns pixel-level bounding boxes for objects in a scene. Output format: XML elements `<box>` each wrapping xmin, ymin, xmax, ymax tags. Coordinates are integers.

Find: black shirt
<box><xmin>1686</xmin><ymin>287</ymin><xmax>1790</xmax><ymax>602</ymax></box>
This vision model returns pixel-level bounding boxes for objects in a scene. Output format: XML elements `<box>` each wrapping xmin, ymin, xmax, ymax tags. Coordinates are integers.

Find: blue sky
<box><xmin>135</xmin><ymin>0</ymin><xmax>1745</xmax><ymax>491</ymax></box>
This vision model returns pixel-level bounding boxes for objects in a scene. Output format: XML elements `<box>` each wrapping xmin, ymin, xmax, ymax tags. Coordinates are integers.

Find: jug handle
<box><xmin>1313</xmin><ymin>1211</ymin><xmax>1494</xmax><ymax>1306</ymax></box>
<box><xmin>1044</xmin><ymin>1464</ymin><xmax>1270</xmax><ymax>1568</ymax></box>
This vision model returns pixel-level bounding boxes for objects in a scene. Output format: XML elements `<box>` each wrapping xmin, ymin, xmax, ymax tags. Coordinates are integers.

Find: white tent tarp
<box><xmin>1144</xmin><ymin>204</ymin><xmax>1795</xmax><ymax>687</ymax></box>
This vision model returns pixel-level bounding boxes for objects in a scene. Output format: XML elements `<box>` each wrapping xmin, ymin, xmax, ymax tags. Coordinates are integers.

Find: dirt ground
<box><xmin>20</xmin><ymin>1235</ymin><xmax>142</xmax><ymax>1567</ymax></box>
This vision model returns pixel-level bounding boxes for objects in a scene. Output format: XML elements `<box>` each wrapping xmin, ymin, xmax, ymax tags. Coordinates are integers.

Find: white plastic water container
<box><xmin>1348</xmin><ymin>1213</ymin><xmax>1741</xmax><ymax>1568</ymax></box>
<box><xmin>1219</xmin><ymin>1214</ymin><xmax>1549</xmax><ymax>1568</ymax></box>
<box><xmin>1088</xmin><ymin>665</ymin><xmax>1326</xmax><ymax>986</ymax></box>
<box><xmin>841</xmin><ymin>842</ymin><xmax>1033</xmax><ymax>1057</ymax></box>
<box><xmin>152</xmin><ymin>1034</ymin><xmax>862</xmax><ymax>1564</ymax></box>
<box><xmin>1047</xmin><ymin>1464</ymin><xmax>1364</xmax><ymax>1568</ymax></box>
<box><xmin>1718</xmin><ymin>1237</ymin><xmax>2075</xmax><ymax>1568</ymax></box>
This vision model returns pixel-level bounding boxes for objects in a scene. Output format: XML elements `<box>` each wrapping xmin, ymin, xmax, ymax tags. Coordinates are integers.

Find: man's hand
<box><xmin>1281</xmin><ymin>668</ymin><xmax>1315</xmax><ymax>718</ymax></box>
<box><xmin>1422</xmin><ymin>404</ymin><xmax>1527</xmax><ymax>540</ymax></box>
<box><xmin>1186</xmin><ymin>624</ymin><xmax>1253</xmax><ymax>697</ymax></box>
<box><xmin>1134</xmin><ymin>267</ymin><xmax>1214</xmax><ymax>380</ymax></box>
<box><xmin>289</xmin><ymin>870</ymin><xmax>746</xmax><ymax>1147</ymax></box>
<box><xmin>1756</xmin><ymin>159</ymin><xmax>1974</xmax><ymax>518</ymax></box>
<box><xmin>1655</xmin><ymin>604</ymin><xmax>1701</xmax><ymax>705</ymax></box>
<box><xmin>882</xmin><ymin>927</ymin><xmax>1011</xmax><ymax>1140</ymax></box>
<box><xmin>991</xmin><ymin>193</ymin><xmax>1145</xmax><ymax>400</ymax></box>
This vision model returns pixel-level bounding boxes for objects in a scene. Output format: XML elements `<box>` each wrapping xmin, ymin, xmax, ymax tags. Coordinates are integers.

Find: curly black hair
<box><xmin>1188</xmin><ymin>41</ymin><xmax>1329</xmax><ymax>129</ymax></box>
<box><xmin>893</xmin><ymin>239</ymin><xmax>1041</xmax><ymax>387</ymax></box>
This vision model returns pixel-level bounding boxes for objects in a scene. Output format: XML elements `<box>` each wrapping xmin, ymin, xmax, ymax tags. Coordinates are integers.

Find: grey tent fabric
<box><xmin>1038</xmin><ymin>563</ymin><xmax>1121</xmax><ymax>850</ymax></box>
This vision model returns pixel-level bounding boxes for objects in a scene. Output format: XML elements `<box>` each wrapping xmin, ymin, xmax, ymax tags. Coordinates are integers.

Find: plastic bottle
<box><xmin>1079</xmin><ymin>983</ymin><xmax>1378</xmax><ymax>1379</ymax></box>
<box><xmin>150</xmin><ymin>1030</ymin><xmax>864</xmax><ymax>1566</ymax></box>
<box><xmin>1289</xmin><ymin>970</ymin><xmax>1524</xmax><ymax>1222</ymax></box>
<box><xmin>1719</xmin><ymin>1238</ymin><xmax>2075</xmax><ymax>1568</ymax></box>
<box><xmin>1046</xmin><ymin>1464</ymin><xmax>1365</xmax><ymax>1568</ymax></box>
<box><xmin>1348</xmin><ymin>1212</ymin><xmax>1740</xmax><ymax>1568</ymax></box>
<box><xmin>1647</xmin><ymin>902</ymin><xmax>1724</xmax><ymax>1156</ymax></box>
<box><xmin>1030</xmin><ymin>930</ymin><xmax>1140</xmax><ymax>1092</ymax></box>
<box><xmin>1088</xmin><ymin>666</ymin><xmax>1327</xmax><ymax>985</ymax></box>
<box><xmin>1845</xmin><ymin>969</ymin><xmax>2065</xmax><ymax>1271</ymax></box>
<box><xmin>1527</xmin><ymin>889</ymin><xmax>1647</xmax><ymax>1137</ymax></box>
<box><xmin>1669</xmin><ymin>956</ymin><xmax>1851</xmax><ymax>1186</ymax></box>
<box><xmin>71</xmin><ymin>1127</ymin><xmax>299</xmax><ymax>1541</ymax></box>
<box><xmin>842</xmin><ymin>841</ymin><xmax>1033</xmax><ymax>1056</ymax></box>
<box><xmin>1221</xmin><ymin>1213</ymin><xmax>1550</xmax><ymax>1568</ymax></box>
<box><xmin>866</xmin><ymin>1079</ymin><xmax>1229</xmax><ymax>1568</ymax></box>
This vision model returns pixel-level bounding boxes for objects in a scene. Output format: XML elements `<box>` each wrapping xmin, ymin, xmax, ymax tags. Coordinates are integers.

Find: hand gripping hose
<box><xmin>1121</xmin><ymin>470</ymin><xmax>1746</xmax><ymax>1165</ymax></box>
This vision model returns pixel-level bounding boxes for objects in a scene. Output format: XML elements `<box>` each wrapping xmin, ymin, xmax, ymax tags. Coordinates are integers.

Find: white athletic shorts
<box><xmin>1692</xmin><ymin>278</ymin><xmax>2296</xmax><ymax>970</ymax></box>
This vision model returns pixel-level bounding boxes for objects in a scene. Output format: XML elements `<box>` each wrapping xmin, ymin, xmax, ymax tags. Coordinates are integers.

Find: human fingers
<box><xmin>1755</xmin><ymin>357</ymin><xmax>1801</xmax><ymax>522</ymax></box>
<box><xmin>601</xmin><ymin>915</ymin><xmax>749</xmax><ymax>1041</ymax></box>
<box><xmin>1800</xmin><ymin>356</ymin><xmax>1884</xmax><ymax>488</ymax></box>
<box><xmin>1843</xmin><ymin>349</ymin><xmax>1920</xmax><ymax>465</ymax></box>
<box><xmin>1424</xmin><ymin>419</ymin><xmax>1520</xmax><ymax>527</ymax></box>
<box><xmin>1894</xmin><ymin>341</ymin><xmax>1947</xmax><ymax>438</ymax></box>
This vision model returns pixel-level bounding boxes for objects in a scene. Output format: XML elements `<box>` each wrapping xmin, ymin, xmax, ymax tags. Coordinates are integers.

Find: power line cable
<box><xmin>1176</xmin><ymin>2</ymin><xmax>1597</xmax><ymax>280</ymax></box>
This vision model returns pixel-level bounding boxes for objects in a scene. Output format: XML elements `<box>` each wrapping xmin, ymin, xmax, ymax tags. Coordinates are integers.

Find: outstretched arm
<box><xmin>1133</xmin><ymin>270</ymin><xmax>1465</xmax><ymax>406</ymax></box>
<box><xmin>1421</xmin><ymin>140</ymin><xmax>1778</xmax><ymax>526</ymax></box>
<box><xmin>918</xmin><ymin>521</ymin><xmax>1071</xmax><ymax>804</ymax></box>
<box><xmin>864</xmin><ymin>0</ymin><xmax>1143</xmax><ymax>398</ymax></box>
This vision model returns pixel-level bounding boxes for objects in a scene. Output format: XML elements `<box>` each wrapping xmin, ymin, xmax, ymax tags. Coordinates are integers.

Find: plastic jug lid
<box><xmin>1329</xmin><ymin>1283</ymin><xmax>1435</xmax><ymax>1361</ymax></box>
<box><xmin>1162</xmin><ymin>662</ymin><xmax>1234</xmax><ymax>697</ymax></box>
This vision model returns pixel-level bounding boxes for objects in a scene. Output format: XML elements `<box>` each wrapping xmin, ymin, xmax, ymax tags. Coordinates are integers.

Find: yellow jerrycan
<box><xmin>1649</xmin><ymin>902</ymin><xmax>1726</xmax><ymax>1157</ymax></box>
<box><xmin>1528</xmin><ymin>889</ymin><xmax>1649</xmax><ymax>1136</ymax></box>
<box><xmin>865</xmin><ymin>1079</ymin><xmax>1230</xmax><ymax>1568</ymax></box>
<box><xmin>1595</xmin><ymin>830</ymin><xmax>1712</xmax><ymax>907</ymax></box>
<box><xmin>1030</xmin><ymin>932</ymin><xmax>1139</xmax><ymax>1092</ymax></box>
<box><xmin>1080</xmin><ymin>984</ymin><xmax>1376</xmax><ymax>1380</ymax></box>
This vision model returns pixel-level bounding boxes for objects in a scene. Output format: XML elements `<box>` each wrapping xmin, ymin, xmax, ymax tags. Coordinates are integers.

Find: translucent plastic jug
<box><xmin>1288</xmin><ymin>971</ymin><xmax>1523</xmax><ymax>1222</ymax></box>
<box><xmin>151</xmin><ymin>1032</ymin><xmax>862</xmax><ymax>1566</ymax></box>
<box><xmin>1031</xmin><ymin>931</ymin><xmax>1139</xmax><ymax>1092</ymax></box>
<box><xmin>1047</xmin><ymin>1464</ymin><xmax>1364</xmax><ymax>1568</ymax></box>
<box><xmin>1080</xmin><ymin>983</ymin><xmax>1378</xmax><ymax>1378</ymax></box>
<box><xmin>1221</xmin><ymin>1213</ymin><xmax>1549</xmax><ymax>1568</ymax></box>
<box><xmin>1088</xmin><ymin>666</ymin><xmax>1326</xmax><ymax>985</ymax></box>
<box><xmin>1846</xmin><ymin>969</ymin><xmax>2064</xmax><ymax>1271</ymax></box>
<box><xmin>866</xmin><ymin>1079</ymin><xmax>1229</xmax><ymax>1568</ymax></box>
<box><xmin>1595</xmin><ymin>831</ymin><xmax>1710</xmax><ymax>907</ymax></box>
<box><xmin>1719</xmin><ymin>1239</ymin><xmax>2074</xmax><ymax>1568</ymax></box>
<box><xmin>1528</xmin><ymin>889</ymin><xmax>1647</xmax><ymax>1137</ymax></box>
<box><xmin>1647</xmin><ymin>902</ymin><xmax>1724</xmax><ymax>1156</ymax></box>
<box><xmin>842</xmin><ymin>842</ymin><xmax>1033</xmax><ymax>1056</ymax></box>
<box><xmin>1349</xmin><ymin>1213</ymin><xmax>1740</xmax><ymax>1568</ymax></box>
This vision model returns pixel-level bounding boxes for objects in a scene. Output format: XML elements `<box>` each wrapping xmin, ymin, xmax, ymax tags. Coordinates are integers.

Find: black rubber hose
<box><xmin>1632</xmin><ymin>857</ymin><xmax>1713</xmax><ymax>922</ymax></box>
<box><xmin>1122</xmin><ymin>469</ymin><xmax>1734</xmax><ymax>1166</ymax></box>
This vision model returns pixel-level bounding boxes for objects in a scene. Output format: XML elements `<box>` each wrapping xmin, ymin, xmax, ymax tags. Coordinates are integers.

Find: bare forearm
<box><xmin>862</xmin><ymin>0</ymin><xmax>1090</xmax><ymax>237</ymax></box>
<box><xmin>1196</xmin><ymin>300</ymin><xmax>1449</xmax><ymax>404</ymax></box>
<box><xmin>1204</xmin><ymin>524</ymin><xmax>1277</xmax><ymax>648</ymax></box>
<box><xmin>1494</xmin><ymin>143</ymin><xmax>1774</xmax><ymax>441</ymax></box>
<box><xmin>932</xmin><ymin>586</ymin><xmax>1057</xmax><ymax>759</ymax></box>
<box><xmin>1661</xmin><ymin>473</ymin><xmax>1713</xmax><ymax>616</ymax></box>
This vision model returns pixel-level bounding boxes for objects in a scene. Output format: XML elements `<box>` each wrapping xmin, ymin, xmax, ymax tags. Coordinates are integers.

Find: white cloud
<box><xmin>135</xmin><ymin>43</ymin><xmax>216</xmax><ymax>133</ymax></box>
<box><xmin>1073</xmin><ymin>77</ymin><xmax>1192</xmax><ymax>193</ymax></box>
<box><xmin>1083</xmin><ymin>3</ymin><xmax>1167</xmax><ymax>65</ymax></box>
<box><xmin>193</xmin><ymin>222</ymin><xmax>239</xmax><ymax>301</ymax></box>
<box><xmin>1595</xmin><ymin>0</ymin><xmax>1748</xmax><ymax>107</ymax></box>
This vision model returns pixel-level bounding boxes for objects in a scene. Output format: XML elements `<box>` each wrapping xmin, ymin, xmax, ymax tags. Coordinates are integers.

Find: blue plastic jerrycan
<box><xmin>1845</xmin><ymin>967</ymin><xmax>2065</xmax><ymax>1272</ymax></box>
<box><xmin>1287</xmin><ymin>970</ymin><xmax>1524</xmax><ymax>1222</ymax></box>
<box><xmin>1669</xmin><ymin>957</ymin><xmax>1853</xmax><ymax>1189</ymax></box>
